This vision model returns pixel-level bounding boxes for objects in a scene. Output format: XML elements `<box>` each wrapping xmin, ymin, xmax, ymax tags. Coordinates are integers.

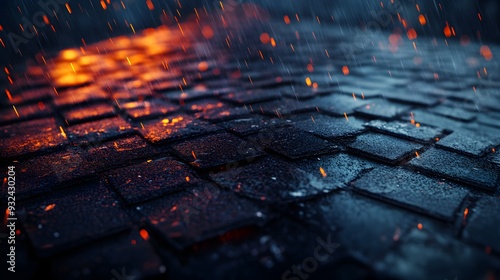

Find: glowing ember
<box><xmin>139</xmin><ymin>229</ymin><xmax>150</xmax><ymax>240</ymax></box>
<box><xmin>319</xmin><ymin>167</ymin><xmax>327</xmax><ymax>177</ymax></box>
<box><xmin>44</xmin><ymin>204</ymin><xmax>56</xmax><ymax>211</ymax></box>
<box><xmin>342</xmin><ymin>66</ymin><xmax>350</xmax><ymax>75</ymax></box>
<box><xmin>480</xmin><ymin>46</ymin><xmax>493</xmax><ymax>61</ymax></box>
<box><xmin>418</xmin><ymin>14</ymin><xmax>427</xmax><ymax>25</ymax></box>
<box><xmin>407</xmin><ymin>28</ymin><xmax>417</xmax><ymax>40</ymax></box>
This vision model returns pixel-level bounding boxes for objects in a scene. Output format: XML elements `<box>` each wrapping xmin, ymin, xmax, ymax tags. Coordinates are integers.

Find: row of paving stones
<box><xmin>2</xmin><ymin>108</ymin><xmax>499</xmax><ymax>200</ymax></box>
<box><xmin>3</xmin><ymin>98</ymin><xmax>498</xmax><ymax>160</ymax></box>
<box><xmin>9</xmin><ymin>173</ymin><xmax>500</xmax><ymax>279</ymax></box>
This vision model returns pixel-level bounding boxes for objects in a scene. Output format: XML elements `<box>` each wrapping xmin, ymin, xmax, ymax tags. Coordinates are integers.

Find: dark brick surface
<box><xmin>252</xmin><ymin>126</ymin><xmax>338</xmax><ymax>159</ymax></box>
<box><xmin>291</xmin><ymin>191</ymin><xmax>419</xmax><ymax>261</ymax></box>
<box><xmin>292</xmin><ymin>114</ymin><xmax>366</xmax><ymax>139</ymax></box>
<box><xmin>429</xmin><ymin>105</ymin><xmax>477</xmax><ymax>121</ymax></box>
<box><xmin>354</xmin><ymin>100</ymin><xmax>411</xmax><ymax>120</ymax></box>
<box><xmin>51</xmin><ymin>229</ymin><xmax>166</xmax><ymax>279</ymax></box>
<box><xmin>348</xmin><ymin>133</ymin><xmax>422</xmax><ymax>164</ymax></box>
<box><xmin>403</xmin><ymin>109</ymin><xmax>463</xmax><ymax>130</ymax></box>
<box><xmin>4</xmin><ymin>18</ymin><xmax>500</xmax><ymax>280</ymax></box>
<box><xmin>171</xmin><ymin>132</ymin><xmax>264</xmax><ymax>169</ymax></box>
<box><xmin>108</xmin><ymin>157</ymin><xmax>199</xmax><ymax>204</ymax></box>
<box><xmin>305</xmin><ymin>94</ymin><xmax>370</xmax><ymax>116</ymax></box>
<box><xmin>12</xmin><ymin>147</ymin><xmax>93</xmax><ymax>199</ymax></box>
<box><xmin>0</xmin><ymin>118</ymin><xmax>67</xmax><ymax>158</ymax></box>
<box><xmin>211</xmin><ymin>157</ymin><xmax>344</xmax><ymax>202</ymax></box>
<box><xmin>255</xmin><ymin>98</ymin><xmax>316</xmax><ymax>116</ymax></box>
<box><xmin>66</xmin><ymin>116</ymin><xmax>134</xmax><ymax>144</ymax></box>
<box><xmin>218</xmin><ymin>116</ymin><xmax>286</xmax><ymax>136</ymax></box>
<box><xmin>86</xmin><ymin>135</ymin><xmax>161</xmax><ymax>171</ymax></box>
<box><xmin>409</xmin><ymin>148</ymin><xmax>500</xmax><ymax>190</ymax></box>
<box><xmin>282</xmin><ymin>85</ymin><xmax>335</xmax><ymax>99</ymax></box>
<box><xmin>365</xmin><ymin>120</ymin><xmax>442</xmax><ymax>142</ymax></box>
<box><xmin>378</xmin><ymin>227</ymin><xmax>500</xmax><ymax>280</ymax></box>
<box><xmin>295</xmin><ymin>153</ymin><xmax>376</xmax><ymax>191</ymax></box>
<box><xmin>138</xmin><ymin>184</ymin><xmax>269</xmax><ymax>249</ymax></box>
<box><xmin>221</xmin><ymin>89</ymin><xmax>282</xmax><ymax>104</ymax></box>
<box><xmin>18</xmin><ymin>181</ymin><xmax>130</xmax><ymax>256</ymax></box>
<box><xmin>138</xmin><ymin>114</ymin><xmax>220</xmax><ymax>144</ymax></box>
<box><xmin>353</xmin><ymin>167</ymin><xmax>469</xmax><ymax>221</ymax></box>
<box><xmin>436</xmin><ymin>130</ymin><xmax>499</xmax><ymax>157</ymax></box>
<box><xmin>463</xmin><ymin>196</ymin><xmax>500</xmax><ymax>253</ymax></box>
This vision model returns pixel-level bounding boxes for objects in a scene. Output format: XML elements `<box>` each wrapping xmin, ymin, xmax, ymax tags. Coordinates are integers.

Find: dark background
<box><xmin>0</xmin><ymin>0</ymin><xmax>499</xmax><ymax>66</ymax></box>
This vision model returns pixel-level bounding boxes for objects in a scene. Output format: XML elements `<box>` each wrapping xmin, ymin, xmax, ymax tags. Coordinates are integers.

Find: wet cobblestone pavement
<box><xmin>1</xmin><ymin>13</ymin><xmax>500</xmax><ymax>280</ymax></box>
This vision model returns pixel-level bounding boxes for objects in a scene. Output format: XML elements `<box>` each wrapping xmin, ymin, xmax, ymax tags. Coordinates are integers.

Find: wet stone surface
<box><xmin>462</xmin><ymin>196</ymin><xmax>500</xmax><ymax>253</ymax></box>
<box><xmin>138</xmin><ymin>184</ymin><xmax>270</xmax><ymax>250</ymax></box>
<box><xmin>138</xmin><ymin>114</ymin><xmax>221</xmax><ymax>144</ymax></box>
<box><xmin>170</xmin><ymin>132</ymin><xmax>264</xmax><ymax>169</ymax></box>
<box><xmin>354</xmin><ymin>100</ymin><xmax>411</xmax><ymax>120</ymax></box>
<box><xmin>0</xmin><ymin>118</ymin><xmax>67</xmax><ymax>158</ymax></box>
<box><xmin>108</xmin><ymin>157</ymin><xmax>199</xmax><ymax>204</ymax></box>
<box><xmin>18</xmin><ymin>181</ymin><xmax>130</xmax><ymax>256</ymax></box>
<box><xmin>4</xmin><ymin>18</ymin><xmax>500</xmax><ymax>280</ymax></box>
<box><xmin>364</xmin><ymin>120</ymin><xmax>443</xmax><ymax>142</ymax></box>
<box><xmin>409</xmin><ymin>148</ymin><xmax>500</xmax><ymax>191</ymax></box>
<box><xmin>51</xmin><ymin>229</ymin><xmax>166</xmax><ymax>280</ymax></box>
<box><xmin>251</xmin><ymin>126</ymin><xmax>338</xmax><ymax>159</ymax></box>
<box><xmin>348</xmin><ymin>133</ymin><xmax>423</xmax><ymax>164</ymax></box>
<box><xmin>377</xmin><ymin>227</ymin><xmax>500</xmax><ymax>280</ymax></box>
<box><xmin>66</xmin><ymin>116</ymin><xmax>134</xmax><ymax>143</ymax></box>
<box><xmin>211</xmin><ymin>156</ymin><xmax>344</xmax><ymax>203</ymax></box>
<box><xmin>436</xmin><ymin>130</ymin><xmax>500</xmax><ymax>157</ymax></box>
<box><xmin>292</xmin><ymin>114</ymin><xmax>366</xmax><ymax>139</ymax></box>
<box><xmin>353</xmin><ymin>167</ymin><xmax>469</xmax><ymax>221</ymax></box>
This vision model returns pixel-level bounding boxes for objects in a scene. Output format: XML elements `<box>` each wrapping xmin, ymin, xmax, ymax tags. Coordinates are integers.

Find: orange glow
<box><xmin>198</xmin><ymin>61</ymin><xmax>209</xmax><ymax>72</ymax></box>
<box><xmin>260</xmin><ymin>33</ymin><xmax>270</xmax><ymax>44</ymax></box>
<box><xmin>100</xmin><ymin>0</ymin><xmax>107</xmax><ymax>9</ymax></box>
<box><xmin>443</xmin><ymin>26</ymin><xmax>452</xmax><ymax>37</ymax></box>
<box><xmin>307</xmin><ymin>63</ymin><xmax>314</xmax><ymax>72</ymax></box>
<box><xmin>418</xmin><ymin>14</ymin><xmax>427</xmax><ymax>25</ymax></box>
<box><xmin>480</xmin><ymin>46</ymin><xmax>493</xmax><ymax>61</ymax></box>
<box><xmin>12</xmin><ymin>106</ymin><xmax>19</xmax><ymax>118</ymax></box>
<box><xmin>342</xmin><ymin>66</ymin><xmax>350</xmax><ymax>75</ymax></box>
<box><xmin>43</xmin><ymin>15</ymin><xmax>50</xmax><ymax>24</ymax></box>
<box><xmin>407</xmin><ymin>28</ymin><xmax>417</xmax><ymax>40</ymax></box>
<box><xmin>5</xmin><ymin>89</ymin><xmax>12</xmax><ymax>101</ymax></box>
<box><xmin>139</xmin><ymin>229</ymin><xmax>150</xmax><ymax>240</ymax></box>
<box><xmin>319</xmin><ymin>167</ymin><xmax>327</xmax><ymax>177</ymax></box>
<box><xmin>284</xmin><ymin>15</ymin><xmax>291</xmax><ymax>24</ymax></box>
<box><xmin>65</xmin><ymin>3</ymin><xmax>72</xmax><ymax>13</ymax></box>
<box><xmin>185</xmin><ymin>176</ymin><xmax>190</xmax><ymax>182</ymax></box>
<box><xmin>146</xmin><ymin>0</ymin><xmax>154</xmax><ymax>10</ymax></box>
<box><xmin>270</xmin><ymin>38</ymin><xmax>276</xmax><ymax>47</ymax></box>
<box><xmin>417</xmin><ymin>223</ymin><xmax>423</xmax><ymax>230</ymax></box>
<box><xmin>202</xmin><ymin>25</ymin><xmax>214</xmax><ymax>39</ymax></box>
<box><xmin>59</xmin><ymin>126</ymin><xmax>67</xmax><ymax>138</ymax></box>
<box><xmin>305</xmin><ymin>77</ymin><xmax>312</xmax><ymax>86</ymax></box>
<box><xmin>44</xmin><ymin>204</ymin><xmax>56</xmax><ymax>211</ymax></box>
